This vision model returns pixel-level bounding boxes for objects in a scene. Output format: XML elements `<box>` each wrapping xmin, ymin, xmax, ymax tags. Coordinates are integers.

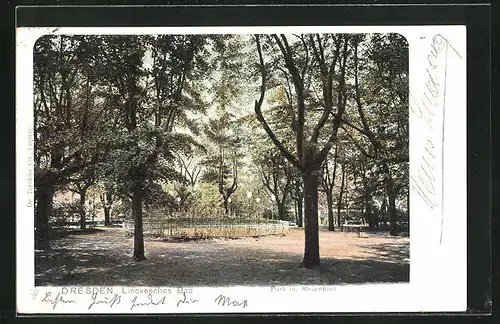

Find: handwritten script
<box><xmin>176</xmin><ymin>292</ymin><xmax>199</xmax><ymax>307</ymax></box>
<box><xmin>214</xmin><ymin>294</ymin><xmax>248</xmax><ymax>308</ymax></box>
<box><xmin>88</xmin><ymin>292</ymin><xmax>122</xmax><ymax>310</ymax></box>
<box><xmin>41</xmin><ymin>292</ymin><xmax>76</xmax><ymax>310</ymax></box>
<box><xmin>410</xmin><ymin>34</ymin><xmax>462</xmax><ymax>243</ymax></box>
<box><xmin>130</xmin><ymin>293</ymin><xmax>167</xmax><ymax>310</ymax></box>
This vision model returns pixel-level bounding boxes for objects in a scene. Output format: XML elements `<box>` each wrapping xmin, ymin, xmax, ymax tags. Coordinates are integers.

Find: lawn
<box><xmin>35</xmin><ymin>227</ymin><xmax>409</xmax><ymax>286</ymax></box>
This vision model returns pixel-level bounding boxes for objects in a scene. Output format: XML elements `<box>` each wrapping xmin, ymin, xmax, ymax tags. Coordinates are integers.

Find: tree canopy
<box><xmin>33</xmin><ymin>33</ymin><xmax>408</xmax><ymax>265</ymax></box>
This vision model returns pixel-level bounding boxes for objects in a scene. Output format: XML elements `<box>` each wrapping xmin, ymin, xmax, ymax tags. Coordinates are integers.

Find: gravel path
<box><xmin>35</xmin><ymin>227</ymin><xmax>409</xmax><ymax>286</ymax></box>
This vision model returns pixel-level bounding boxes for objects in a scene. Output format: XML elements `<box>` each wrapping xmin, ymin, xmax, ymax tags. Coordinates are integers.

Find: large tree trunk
<box><xmin>34</xmin><ymin>183</ymin><xmax>55</xmax><ymax>250</ymax></box>
<box><xmin>301</xmin><ymin>171</ymin><xmax>320</xmax><ymax>268</ymax></box>
<box><xmin>327</xmin><ymin>193</ymin><xmax>335</xmax><ymax>231</ymax></box>
<box><xmin>79</xmin><ymin>189</ymin><xmax>87</xmax><ymax>230</ymax></box>
<box><xmin>132</xmin><ymin>171</ymin><xmax>145</xmax><ymax>261</ymax></box>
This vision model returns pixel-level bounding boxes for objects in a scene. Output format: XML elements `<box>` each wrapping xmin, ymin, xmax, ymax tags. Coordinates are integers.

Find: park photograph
<box><xmin>31</xmin><ymin>32</ymin><xmax>410</xmax><ymax>288</ymax></box>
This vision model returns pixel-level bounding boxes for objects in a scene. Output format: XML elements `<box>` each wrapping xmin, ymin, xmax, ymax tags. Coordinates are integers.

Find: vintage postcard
<box><xmin>16</xmin><ymin>25</ymin><xmax>466</xmax><ymax>313</ymax></box>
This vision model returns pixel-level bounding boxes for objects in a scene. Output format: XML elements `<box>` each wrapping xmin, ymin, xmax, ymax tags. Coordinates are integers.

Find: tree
<box><xmin>290</xmin><ymin>175</ymin><xmax>304</xmax><ymax>227</ymax></box>
<box><xmin>66</xmin><ymin>168</ymin><xmax>95</xmax><ymax>229</ymax></box>
<box><xmin>253</xmin><ymin>34</ymin><xmax>351</xmax><ymax>267</ymax></box>
<box><xmin>320</xmin><ymin>143</ymin><xmax>338</xmax><ymax>231</ymax></box>
<box><xmin>255</xmin><ymin>149</ymin><xmax>293</xmax><ymax>220</ymax></box>
<box><xmin>98</xmin><ymin>36</ymin><xmax>148</xmax><ymax>260</ymax></box>
<box><xmin>345</xmin><ymin>34</ymin><xmax>409</xmax><ymax>235</ymax></box>
<box><xmin>98</xmin><ymin>35</ymin><xmax>210</xmax><ymax>260</ymax></box>
<box><xmin>99</xmin><ymin>186</ymin><xmax>114</xmax><ymax>226</ymax></box>
<box><xmin>198</xmin><ymin>35</ymin><xmax>249</xmax><ymax>216</ymax></box>
<box><xmin>176</xmin><ymin>152</ymin><xmax>203</xmax><ymax>188</ymax></box>
<box><xmin>336</xmin><ymin>162</ymin><xmax>346</xmax><ymax>228</ymax></box>
<box><xmin>33</xmin><ymin>35</ymin><xmax>113</xmax><ymax>249</ymax></box>
<box><xmin>202</xmin><ymin>112</ymin><xmax>242</xmax><ymax>215</ymax></box>
<box><xmin>350</xmin><ymin>154</ymin><xmax>380</xmax><ymax>228</ymax></box>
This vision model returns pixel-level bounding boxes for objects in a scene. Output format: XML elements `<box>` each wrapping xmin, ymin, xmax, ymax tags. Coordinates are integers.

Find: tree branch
<box><xmin>254</xmin><ymin>35</ymin><xmax>303</xmax><ymax>172</ymax></box>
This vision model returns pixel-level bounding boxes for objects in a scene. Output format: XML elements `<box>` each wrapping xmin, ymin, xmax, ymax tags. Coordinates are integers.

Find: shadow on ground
<box><xmin>49</xmin><ymin>228</ymin><xmax>107</xmax><ymax>240</ymax></box>
<box><xmin>36</xmin><ymin>229</ymin><xmax>409</xmax><ymax>287</ymax></box>
<box><xmin>358</xmin><ymin>242</ymin><xmax>410</xmax><ymax>264</ymax></box>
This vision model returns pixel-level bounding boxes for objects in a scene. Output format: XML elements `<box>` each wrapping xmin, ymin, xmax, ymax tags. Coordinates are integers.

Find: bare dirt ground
<box><xmin>35</xmin><ymin>227</ymin><xmax>409</xmax><ymax>286</ymax></box>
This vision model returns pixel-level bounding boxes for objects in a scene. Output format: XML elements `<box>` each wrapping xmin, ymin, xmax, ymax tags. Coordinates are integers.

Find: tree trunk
<box><xmin>79</xmin><ymin>189</ymin><xmax>86</xmax><ymax>230</ymax></box>
<box><xmin>388</xmin><ymin>187</ymin><xmax>398</xmax><ymax>235</ymax></box>
<box><xmin>294</xmin><ymin>200</ymin><xmax>297</xmax><ymax>223</ymax></box>
<box><xmin>365</xmin><ymin>200</ymin><xmax>374</xmax><ymax>228</ymax></box>
<box><xmin>297</xmin><ymin>198</ymin><xmax>303</xmax><ymax>227</ymax></box>
<box><xmin>380</xmin><ymin>196</ymin><xmax>387</xmax><ymax>228</ymax></box>
<box><xmin>34</xmin><ymin>183</ymin><xmax>54</xmax><ymax>250</ymax></box>
<box><xmin>104</xmin><ymin>191</ymin><xmax>112</xmax><ymax>226</ymax></box>
<box><xmin>104</xmin><ymin>206</ymin><xmax>111</xmax><ymax>226</ymax></box>
<box><xmin>132</xmin><ymin>173</ymin><xmax>145</xmax><ymax>261</ymax></box>
<box><xmin>382</xmin><ymin>162</ymin><xmax>399</xmax><ymax>236</ymax></box>
<box><xmin>277</xmin><ymin>201</ymin><xmax>285</xmax><ymax>220</ymax></box>
<box><xmin>295</xmin><ymin>181</ymin><xmax>303</xmax><ymax>227</ymax></box>
<box><xmin>223</xmin><ymin>198</ymin><xmax>229</xmax><ymax>216</ymax></box>
<box><xmin>337</xmin><ymin>167</ymin><xmax>346</xmax><ymax>229</ymax></box>
<box><xmin>301</xmin><ymin>171</ymin><xmax>320</xmax><ymax>267</ymax></box>
<box><xmin>327</xmin><ymin>193</ymin><xmax>335</xmax><ymax>231</ymax></box>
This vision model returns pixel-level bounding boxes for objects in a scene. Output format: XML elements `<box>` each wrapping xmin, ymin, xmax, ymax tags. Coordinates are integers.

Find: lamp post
<box><xmin>247</xmin><ymin>191</ymin><xmax>252</xmax><ymax>219</ymax></box>
<box><xmin>176</xmin><ymin>196</ymin><xmax>181</xmax><ymax>212</ymax></box>
<box><xmin>255</xmin><ymin>197</ymin><xmax>261</xmax><ymax>219</ymax></box>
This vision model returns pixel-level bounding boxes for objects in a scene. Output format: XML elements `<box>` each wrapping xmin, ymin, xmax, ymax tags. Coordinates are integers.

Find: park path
<box><xmin>36</xmin><ymin>227</ymin><xmax>409</xmax><ymax>286</ymax></box>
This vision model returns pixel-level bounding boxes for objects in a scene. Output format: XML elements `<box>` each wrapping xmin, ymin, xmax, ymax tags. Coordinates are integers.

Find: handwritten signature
<box><xmin>214</xmin><ymin>294</ymin><xmax>248</xmax><ymax>308</ymax></box>
<box><xmin>88</xmin><ymin>292</ymin><xmax>122</xmax><ymax>310</ymax></box>
<box><xmin>41</xmin><ymin>292</ymin><xmax>76</xmax><ymax>310</ymax></box>
<box><xmin>130</xmin><ymin>293</ymin><xmax>167</xmax><ymax>310</ymax></box>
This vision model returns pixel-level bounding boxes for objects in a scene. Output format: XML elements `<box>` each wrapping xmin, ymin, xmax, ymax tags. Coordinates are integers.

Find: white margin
<box><xmin>16</xmin><ymin>25</ymin><xmax>467</xmax><ymax>314</ymax></box>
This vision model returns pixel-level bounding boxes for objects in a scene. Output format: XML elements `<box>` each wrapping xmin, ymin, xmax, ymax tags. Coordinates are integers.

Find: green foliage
<box><xmin>34</xmin><ymin>33</ymin><xmax>409</xmax><ymax>246</ymax></box>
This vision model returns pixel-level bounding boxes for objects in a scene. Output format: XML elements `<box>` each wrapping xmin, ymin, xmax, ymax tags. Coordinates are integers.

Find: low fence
<box><xmin>49</xmin><ymin>220</ymin><xmax>123</xmax><ymax>228</ymax></box>
<box><xmin>122</xmin><ymin>218</ymin><xmax>290</xmax><ymax>238</ymax></box>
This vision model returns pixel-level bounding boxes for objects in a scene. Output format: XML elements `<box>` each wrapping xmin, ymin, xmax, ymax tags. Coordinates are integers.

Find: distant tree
<box><xmin>345</xmin><ymin>34</ymin><xmax>409</xmax><ymax>235</ymax></box>
<box><xmin>336</xmin><ymin>162</ymin><xmax>346</xmax><ymax>228</ymax></box>
<box><xmin>98</xmin><ymin>185</ymin><xmax>114</xmax><ymax>226</ymax></box>
<box><xmin>290</xmin><ymin>175</ymin><xmax>304</xmax><ymax>227</ymax></box>
<box><xmin>66</xmin><ymin>168</ymin><xmax>96</xmax><ymax>229</ymax></box>
<box><xmin>255</xmin><ymin>149</ymin><xmax>293</xmax><ymax>220</ymax></box>
<box><xmin>199</xmin><ymin>35</ymin><xmax>248</xmax><ymax>216</ymax></box>
<box><xmin>202</xmin><ymin>112</ymin><xmax>242</xmax><ymax>215</ymax></box>
<box><xmin>320</xmin><ymin>143</ymin><xmax>338</xmax><ymax>231</ymax></box>
<box><xmin>175</xmin><ymin>152</ymin><xmax>203</xmax><ymax>188</ymax></box>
